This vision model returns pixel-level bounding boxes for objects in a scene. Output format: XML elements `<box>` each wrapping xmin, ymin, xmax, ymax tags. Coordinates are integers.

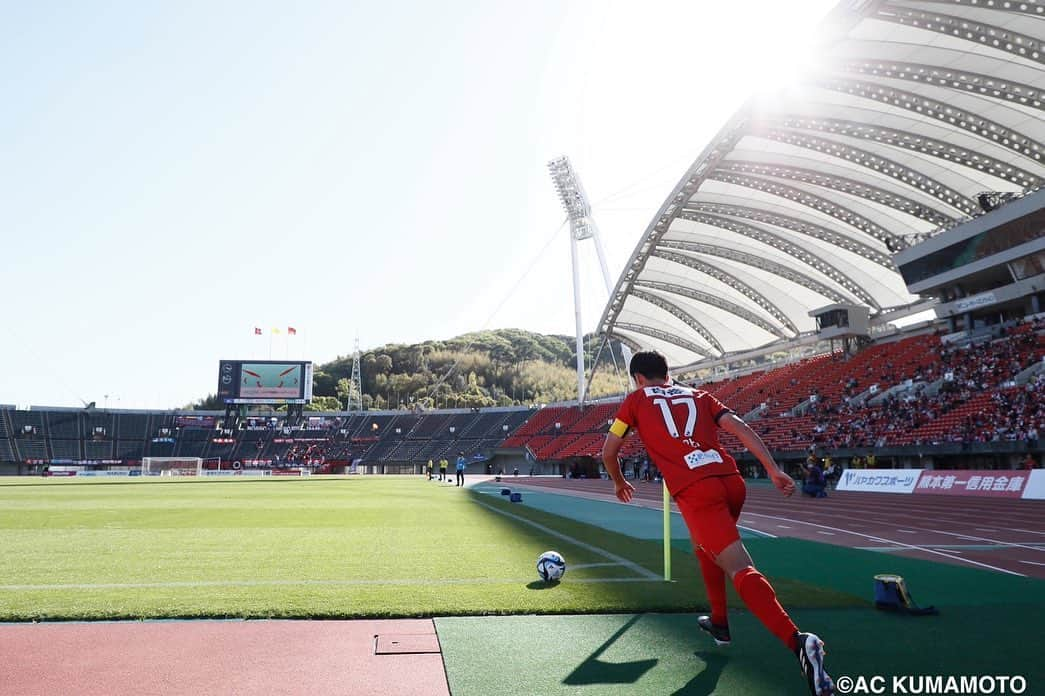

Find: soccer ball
<box><xmin>536</xmin><ymin>551</ymin><xmax>566</xmax><ymax>582</ymax></box>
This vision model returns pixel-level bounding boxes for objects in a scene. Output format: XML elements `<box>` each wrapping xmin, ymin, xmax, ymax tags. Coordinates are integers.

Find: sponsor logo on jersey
<box><xmin>684</xmin><ymin>448</ymin><xmax>724</xmax><ymax>469</ymax></box>
<box><xmin>643</xmin><ymin>385</ymin><xmax>691</xmax><ymax>398</ymax></box>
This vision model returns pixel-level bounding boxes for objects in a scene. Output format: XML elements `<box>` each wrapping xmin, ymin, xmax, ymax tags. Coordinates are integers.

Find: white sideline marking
<box><xmin>570</xmin><ymin>562</ymin><xmax>627</xmax><ymax>570</ymax></box>
<box><xmin>1019</xmin><ymin>560</ymin><xmax>1045</xmax><ymax>567</ymax></box>
<box><xmin>473</xmin><ymin>499</ymin><xmax>660</xmax><ymax>580</ymax></box>
<box><xmin>0</xmin><ymin>576</ymin><xmax>661</xmax><ymax>592</ymax></box>
<box><xmin>741</xmin><ymin>511</ymin><xmax>1025</xmax><ymax>577</ymax></box>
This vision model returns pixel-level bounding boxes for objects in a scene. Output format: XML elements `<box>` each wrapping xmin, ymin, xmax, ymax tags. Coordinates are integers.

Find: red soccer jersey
<box><xmin>613</xmin><ymin>383</ymin><xmax>739</xmax><ymax>495</ymax></box>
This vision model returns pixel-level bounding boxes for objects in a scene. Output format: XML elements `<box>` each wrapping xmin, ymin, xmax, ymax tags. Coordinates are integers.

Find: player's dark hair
<box><xmin>629</xmin><ymin>351</ymin><xmax>668</xmax><ymax>381</ymax></box>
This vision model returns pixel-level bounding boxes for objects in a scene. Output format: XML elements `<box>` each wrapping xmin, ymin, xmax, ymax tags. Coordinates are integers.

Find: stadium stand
<box><xmin>1</xmin><ymin>320</ymin><xmax>1040</xmax><ymax>475</ymax></box>
<box><xmin>498</xmin><ymin>319</ymin><xmax>1045</xmax><ymax>463</ymax></box>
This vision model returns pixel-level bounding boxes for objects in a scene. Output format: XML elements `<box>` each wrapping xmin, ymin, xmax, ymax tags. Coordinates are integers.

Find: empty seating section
<box><xmin>46</xmin><ymin>412</ymin><xmax>80</xmax><ymax>439</ymax></box>
<box><xmin>14</xmin><ymin>439</ymin><xmax>48</xmax><ymax>460</ymax></box>
<box><xmin>117</xmin><ymin>414</ymin><xmax>150</xmax><ymax>440</ymax></box>
<box><xmin>408</xmin><ymin>414</ymin><xmax>452</xmax><ymax>438</ymax></box>
<box><xmin>50</xmin><ymin>439</ymin><xmax>82</xmax><ymax>459</ymax></box>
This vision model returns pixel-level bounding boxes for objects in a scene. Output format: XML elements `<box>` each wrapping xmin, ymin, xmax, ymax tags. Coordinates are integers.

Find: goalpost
<box><xmin>141</xmin><ymin>457</ymin><xmax>203</xmax><ymax>477</ymax></box>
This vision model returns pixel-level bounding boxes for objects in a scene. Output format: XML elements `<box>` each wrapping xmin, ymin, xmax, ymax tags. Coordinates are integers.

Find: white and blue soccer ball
<box><xmin>537</xmin><ymin>550</ymin><xmax>566</xmax><ymax>582</ymax></box>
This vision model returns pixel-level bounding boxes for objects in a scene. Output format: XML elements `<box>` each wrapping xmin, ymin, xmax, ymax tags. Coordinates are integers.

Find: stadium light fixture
<box><xmin>548</xmin><ymin>156</ymin><xmax>634</xmax><ymax>403</ymax></box>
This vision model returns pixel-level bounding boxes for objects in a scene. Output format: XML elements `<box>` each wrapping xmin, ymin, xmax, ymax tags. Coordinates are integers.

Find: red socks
<box><xmin>732</xmin><ymin>567</ymin><xmax>799</xmax><ymax>651</ymax></box>
<box><xmin>696</xmin><ymin>548</ymin><xmax>728</xmax><ymax>626</ymax></box>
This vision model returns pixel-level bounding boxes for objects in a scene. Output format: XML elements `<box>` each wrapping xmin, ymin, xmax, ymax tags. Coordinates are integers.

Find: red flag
<box><xmin>288</xmin><ymin>327</ymin><xmax>297</xmax><ymax>336</ymax></box>
<box><xmin>253</xmin><ymin>327</ymin><xmax>262</xmax><ymax>335</ymax></box>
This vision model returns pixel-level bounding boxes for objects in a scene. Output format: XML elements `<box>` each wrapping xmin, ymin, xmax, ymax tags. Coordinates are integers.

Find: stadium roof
<box><xmin>600</xmin><ymin>0</ymin><xmax>1045</xmax><ymax>370</ymax></box>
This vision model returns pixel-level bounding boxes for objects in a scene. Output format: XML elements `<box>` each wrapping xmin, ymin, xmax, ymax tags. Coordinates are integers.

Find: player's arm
<box><xmin>602</xmin><ymin>420</ymin><xmax>635</xmax><ymax>503</ymax></box>
<box><xmin>718</xmin><ymin>413</ymin><xmax>794</xmax><ymax>497</ymax></box>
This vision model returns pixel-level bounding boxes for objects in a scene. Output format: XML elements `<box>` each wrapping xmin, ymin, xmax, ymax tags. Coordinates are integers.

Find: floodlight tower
<box><xmin>548</xmin><ymin>156</ymin><xmax>631</xmax><ymax>404</ymax></box>
<box><xmin>348</xmin><ymin>338</ymin><xmax>363</xmax><ymax>411</ymax></box>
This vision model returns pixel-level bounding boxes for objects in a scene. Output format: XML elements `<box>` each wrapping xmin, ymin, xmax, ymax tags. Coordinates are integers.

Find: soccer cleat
<box><xmin>795</xmin><ymin>632</ymin><xmax>834</xmax><ymax>696</ymax></box>
<box><xmin>696</xmin><ymin>615</ymin><xmax>731</xmax><ymax>646</ymax></box>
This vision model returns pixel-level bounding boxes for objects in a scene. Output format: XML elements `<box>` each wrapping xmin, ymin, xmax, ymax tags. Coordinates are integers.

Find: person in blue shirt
<box><xmin>455</xmin><ymin>452</ymin><xmax>467</xmax><ymax>487</ymax></box>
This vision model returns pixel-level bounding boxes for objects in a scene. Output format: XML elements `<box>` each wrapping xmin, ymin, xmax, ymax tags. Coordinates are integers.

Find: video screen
<box><xmin>217</xmin><ymin>360</ymin><xmax>313</xmax><ymax>404</ymax></box>
<box><xmin>239</xmin><ymin>363</ymin><xmax>303</xmax><ymax>399</ymax></box>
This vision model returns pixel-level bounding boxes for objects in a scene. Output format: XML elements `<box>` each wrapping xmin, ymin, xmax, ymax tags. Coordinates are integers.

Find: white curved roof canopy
<box><xmin>601</xmin><ymin>0</ymin><xmax>1045</xmax><ymax>370</ymax></box>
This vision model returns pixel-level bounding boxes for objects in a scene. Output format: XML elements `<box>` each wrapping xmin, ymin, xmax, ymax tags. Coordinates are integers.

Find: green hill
<box><xmin>190</xmin><ymin>329</ymin><xmax>630</xmax><ymax>411</ymax></box>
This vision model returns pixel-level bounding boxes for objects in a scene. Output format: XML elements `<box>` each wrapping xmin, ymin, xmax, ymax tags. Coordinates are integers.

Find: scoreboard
<box><xmin>217</xmin><ymin>360</ymin><xmax>314</xmax><ymax>405</ymax></box>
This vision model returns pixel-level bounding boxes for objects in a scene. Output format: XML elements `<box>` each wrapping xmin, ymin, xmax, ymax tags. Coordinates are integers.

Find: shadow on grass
<box><xmin>563</xmin><ymin>615</ymin><xmax>658</xmax><ymax>686</ymax></box>
<box><xmin>527</xmin><ymin>580</ymin><xmax>560</xmax><ymax>590</ymax></box>
<box><xmin>671</xmin><ymin>651</ymin><xmax>728</xmax><ymax>696</ymax></box>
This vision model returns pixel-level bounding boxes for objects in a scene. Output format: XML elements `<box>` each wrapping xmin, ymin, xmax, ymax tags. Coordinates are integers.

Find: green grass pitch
<box><xmin>0</xmin><ymin>476</ymin><xmax>860</xmax><ymax>622</ymax></box>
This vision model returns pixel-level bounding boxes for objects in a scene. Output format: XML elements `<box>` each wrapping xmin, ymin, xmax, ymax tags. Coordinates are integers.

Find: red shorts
<box><xmin>674</xmin><ymin>473</ymin><xmax>746</xmax><ymax>557</ymax></box>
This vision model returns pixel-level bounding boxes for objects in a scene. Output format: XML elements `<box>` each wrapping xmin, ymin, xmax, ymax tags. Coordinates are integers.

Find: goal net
<box><xmin>141</xmin><ymin>457</ymin><xmax>203</xmax><ymax>477</ymax></box>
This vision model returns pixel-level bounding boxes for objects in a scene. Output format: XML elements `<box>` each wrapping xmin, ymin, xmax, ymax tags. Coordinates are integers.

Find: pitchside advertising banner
<box><xmin>913</xmin><ymin>469</ymin><xmax>1029</xmax><ymax>498</ymax></box>
<box><xmin>1022</xmin><ymin>469</ymin><xmax>1045</xmax><ymax>500</ymax></box>
<box><xmin>835</xmin><ymin>467</ymin><xmax>1045</xmax><ymax>499</ymax></box>
<box><xmin>836</xmin><ymin>469</ymin><xmax>923</xmax><ymax>493</ymax></box>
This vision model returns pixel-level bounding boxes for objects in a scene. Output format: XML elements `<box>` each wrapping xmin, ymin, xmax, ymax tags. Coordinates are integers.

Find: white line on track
<box><xmin>0</xmin><ymin>576</ymin><xmax>661</xmax><ymax>592</ymax></box>
<box><xmin>924</xmin><ymin>529</ymin><xmax>1045</xmax><ymax>553</ymax></box>
<box><xmin>1019</xmin><ymin>560</ymin><xmax>1045</xmax><ymax>567</ymax></box>
<box><xmin>740</xmin><ymin>511</ymin><xmax>1026</xmax><ymax>577</ymax></box>
<box><xmin>817</xmin><ymin>532</ymin><xmax>835</xmax><ymax>536</ymax></box>
<box><xmin>473</xmin><ymin>499</ymin><xmax>661</xmax><ymax>580</ymax></box>
<box><xmin>747</xmin><ymin>497</ymin><xmax>1045</xmax><ymax>551</ymax></box>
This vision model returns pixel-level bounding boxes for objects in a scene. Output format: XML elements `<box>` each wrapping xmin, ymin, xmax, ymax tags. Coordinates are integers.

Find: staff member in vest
<box><xmin>439</xmin><ymin>458</ymin><xmax>448</xmax><ymax>481</ymax></box>
<box><xmin>455</xmin><ymin>452</ymin><xmax>467</xmax><ymax>487</ymax></box>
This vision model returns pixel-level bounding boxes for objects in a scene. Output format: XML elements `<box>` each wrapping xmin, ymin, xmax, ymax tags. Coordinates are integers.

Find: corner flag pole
<box><xmin>663</xmin><ymin>480</ymin><xmax>672</xmax><ymax>581</ymax></box>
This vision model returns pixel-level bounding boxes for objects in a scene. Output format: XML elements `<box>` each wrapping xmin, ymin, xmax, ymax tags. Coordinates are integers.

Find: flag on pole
<box><xmin>254</xmin><ymin>327</ymin><xmax>262</xmax><ymax>335</ymax></box>
<box><xmin>272</xmin><ymin>327</ymin><xmax>281</xmax><ymax>335</ymax></box>
<box><xmin>288</xmin><ymin>327</ymin><xmax>297</xmax><ymax>336</ymax></box>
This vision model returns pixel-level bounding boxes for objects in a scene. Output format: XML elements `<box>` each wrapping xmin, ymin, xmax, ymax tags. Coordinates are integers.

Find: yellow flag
<box><xmin>272</xmin><ymin>327</ymin><xmax>281</xmax><ymax>335</ymax></box>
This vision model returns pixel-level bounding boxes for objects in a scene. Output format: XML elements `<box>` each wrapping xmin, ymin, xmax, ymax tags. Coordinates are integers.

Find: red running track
<box><xmin>508</xmin><ymin>477</ymin><xmax>1045</xmax><ymax>579</ymax></box>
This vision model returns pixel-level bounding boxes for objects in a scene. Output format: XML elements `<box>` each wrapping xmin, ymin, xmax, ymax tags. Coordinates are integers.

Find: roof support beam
<box><xmin>811</xmin><ymin>75</ymin><xmax>1045</xmax><ymax>165</ymax></box>
<box><xmin>652</xmin><ymin>249</ymin><xmax>800</xmax><ymax>334</ymax></box>
<box><xmin>716</xmin><ymin>160</ymin><xmax>956</xmax><ymax>226</ymax></box>
<box><xmin>656</xmin><ymin>241</ymin><xmax>859</xmax><ymax>308</ymax></box>
<box><xmin>877</xmin><ymin>3</ymin><xmax>1045</xmax><ymax>68</ymax></box>
<box><xmin>753</xmin><ymin>127</ymin><xmax>977</xmax><ymax>216</ymax></box>
<box><xmin>631</xmin><ymin>289</ymin><xmax>725</xmax><ymax>354</ymax></box>
<box><xmin>761</xmin><ymin>116</ymin><xmax>1042</xmax><ymax>189</ymax></box>
<box><xmin>675</xmin><ymin>212</ymin><xmax>882</xmax><ymax>308</ymax></box>
<box><xmin>706</xmin><ymin>170</ymin><xmax>908</xmax><ymax>250</ymax></box>
<box><xmin>613</xmin><ymin>323</ymin><xmax>712</xmax><ymax>360</ymax></box>
<box><xmin>635</xmin><ymin>280</ymin><xmax>789</xmax><ymax>338</ymax></box>
<box><xmin>909</xmin><ymin>0</ymin><xmax>1045</xmax><ymax>18</ymax></box>
<box><xmin>836</xmin><ymin>58</ymin><xmax>1045</xmax><ymax>115</ymax></box>
<box><xmin>682</xmin><ymin>201</ymin><xmax>894</xmax><ymax>267</ymax></box>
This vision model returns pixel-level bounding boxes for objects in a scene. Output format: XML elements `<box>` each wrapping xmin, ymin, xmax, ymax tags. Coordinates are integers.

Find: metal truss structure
<box><xmin>600</xmin><ymin>0</ymin><xmax>1045</xmax><ymax>371</ymax></box>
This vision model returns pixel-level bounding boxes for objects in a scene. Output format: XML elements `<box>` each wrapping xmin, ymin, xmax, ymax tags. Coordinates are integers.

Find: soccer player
<box><xmin>602</xmin><ymin>351</ymin><xmax>834</xmax><ymax>696</ymax></box>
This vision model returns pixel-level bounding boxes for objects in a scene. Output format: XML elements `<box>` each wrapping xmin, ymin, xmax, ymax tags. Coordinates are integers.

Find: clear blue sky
<box><xmin>0</xmin><ymin>0</ymin><xmax>837</xmax><ymax>409</ymax></box>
